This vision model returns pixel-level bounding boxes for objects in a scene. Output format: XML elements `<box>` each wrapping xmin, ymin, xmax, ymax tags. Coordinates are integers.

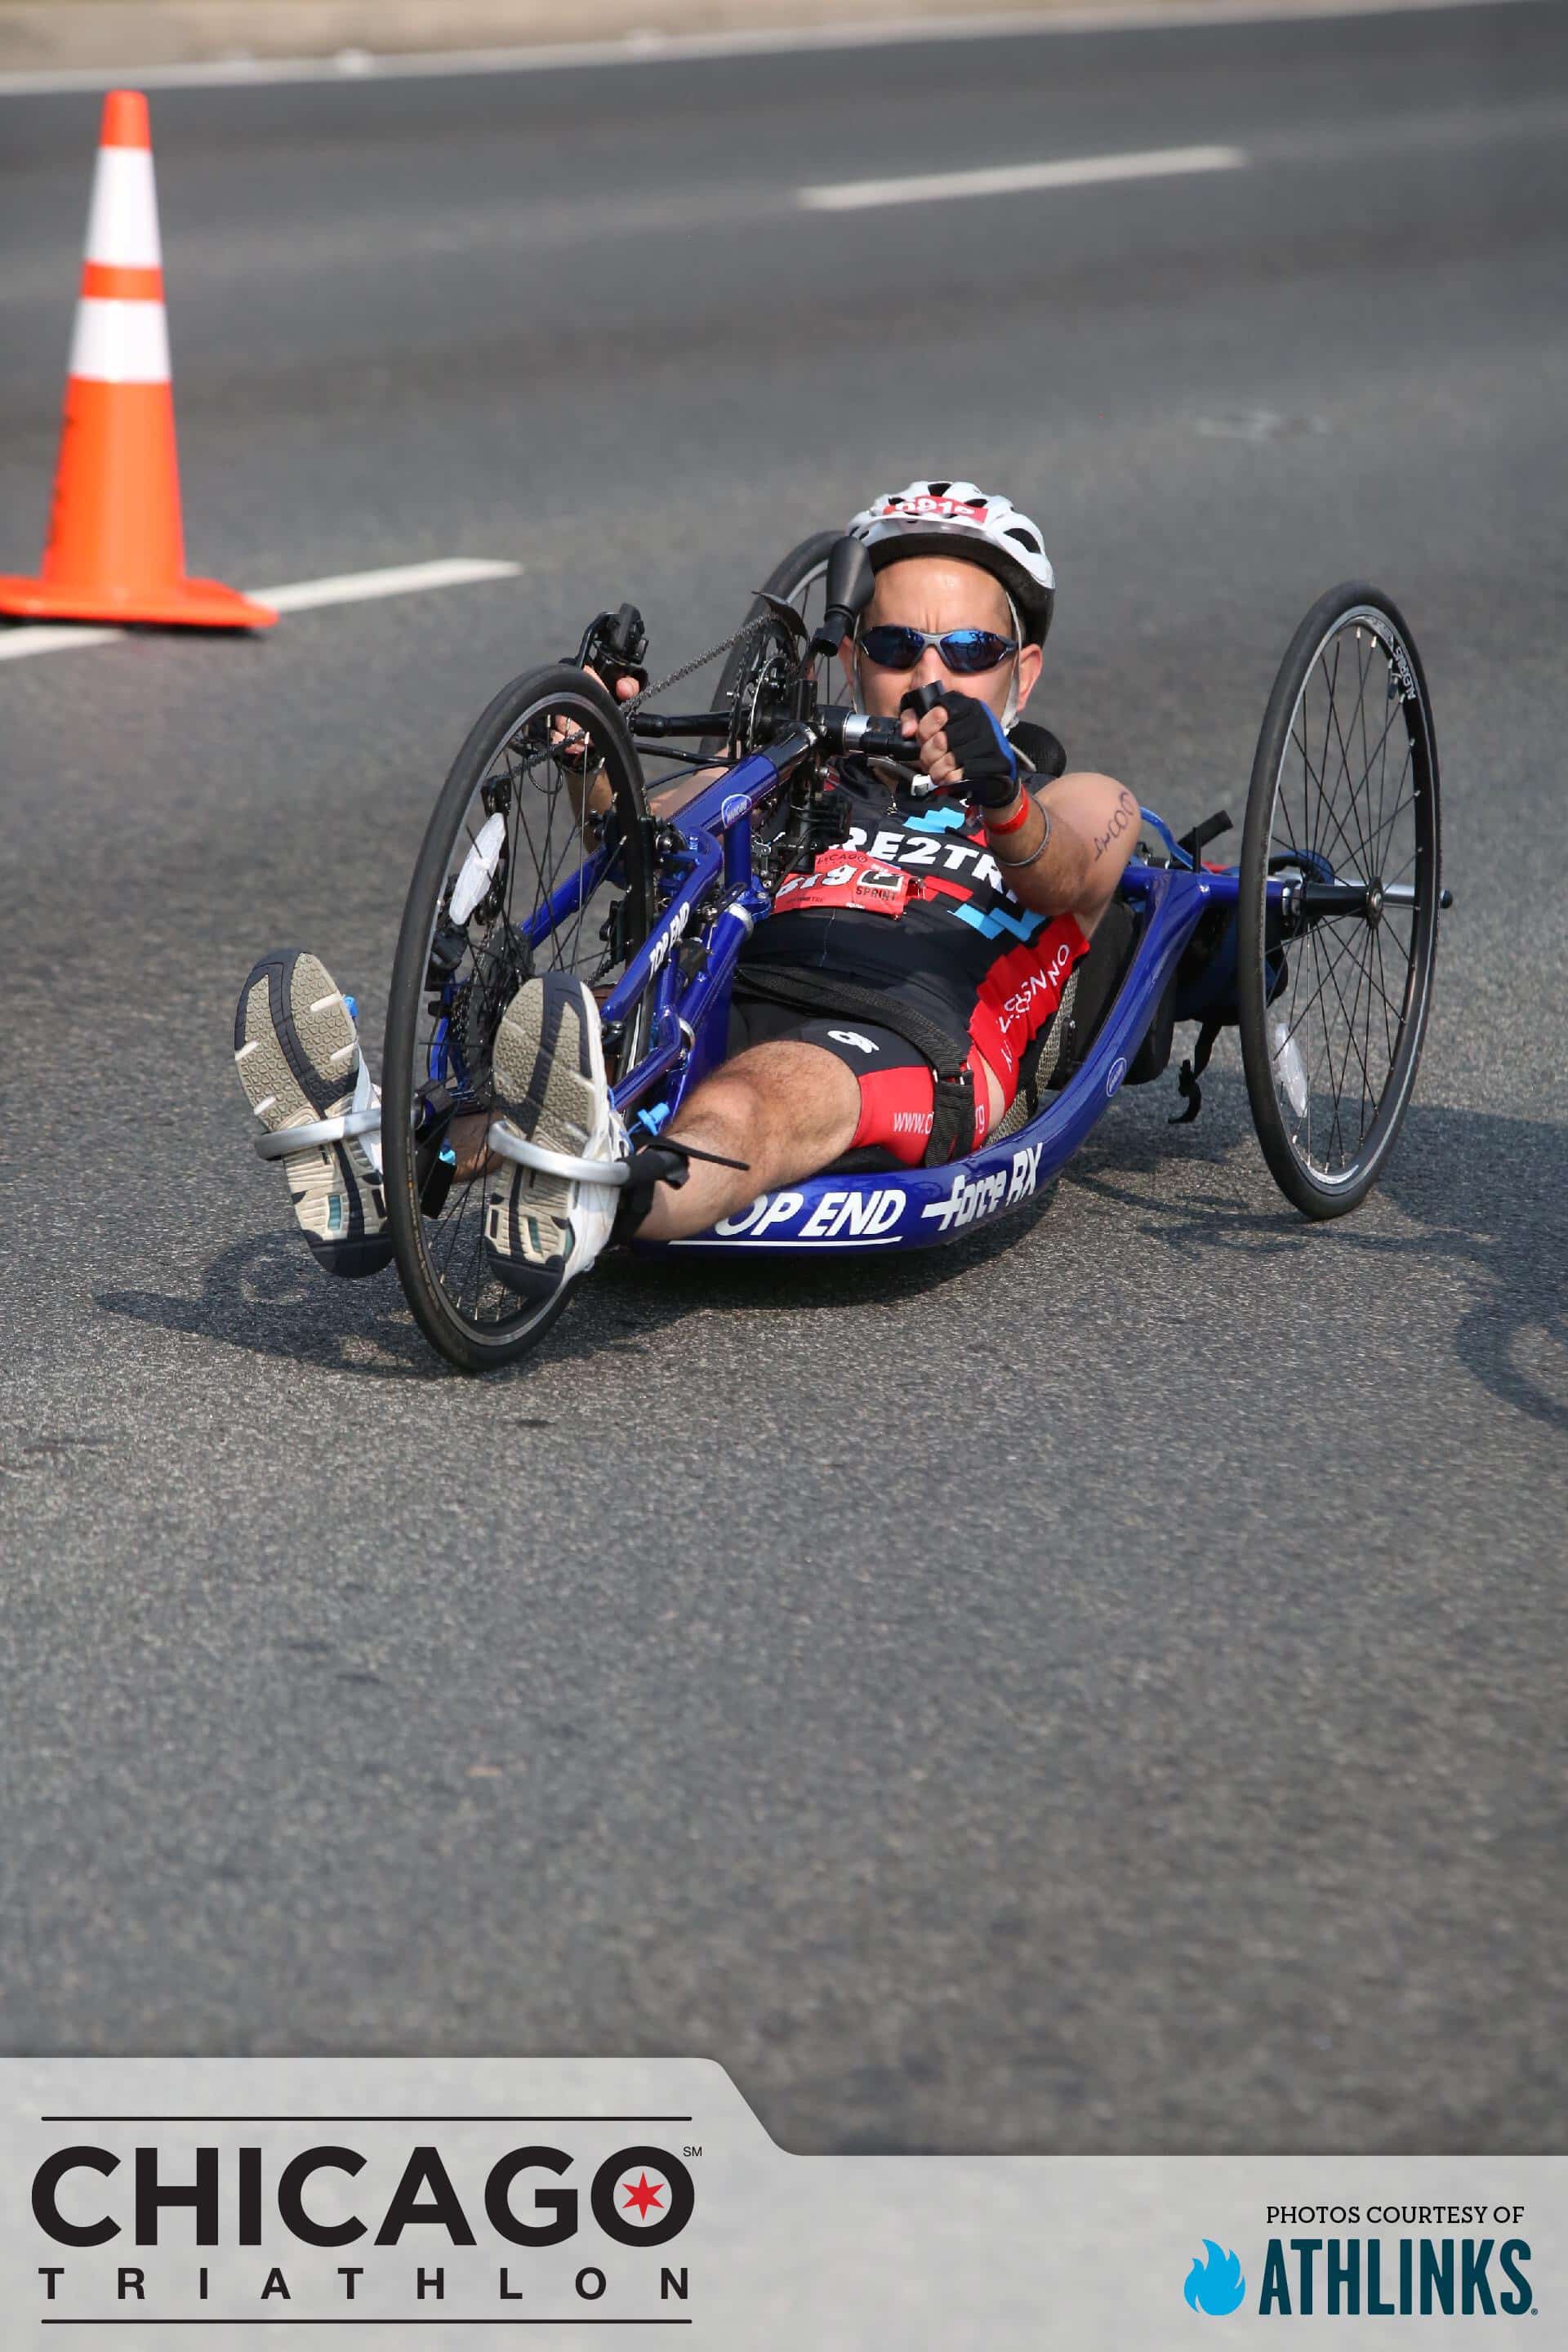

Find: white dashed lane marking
<box><xmin>799</xmin><ymin>144</ymin><xmax>1248</xmax><ymax>212</ymax></box>
<box><xmin>0</xmin><ymin>556</ymin><xmax>522</xmax><ymax>662</ymax></box>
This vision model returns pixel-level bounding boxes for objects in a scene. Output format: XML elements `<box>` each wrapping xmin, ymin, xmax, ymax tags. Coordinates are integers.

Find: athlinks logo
<box><xmin>1186</xmin><ymin>2241</ymin><xmax>1246</xmax><ymax>2315</ymax></box>
<box><xmin>1183</xmin><ymin>2209</ymin><xmax>1537</xmax><ymax>2319</ymax></box>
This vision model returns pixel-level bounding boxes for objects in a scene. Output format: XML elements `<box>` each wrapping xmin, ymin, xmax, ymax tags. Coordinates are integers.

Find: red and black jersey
<box><xmin>738</xmin><ymin>756</ymin><xmax>1089</xmax><ymax>1098</ymax></box>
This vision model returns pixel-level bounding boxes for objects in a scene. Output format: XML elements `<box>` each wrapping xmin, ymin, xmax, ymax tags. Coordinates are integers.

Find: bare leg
<box><xmin>637</xmin><ymin>1041</ymin><xmax>862</xmax><ymax>1241</ymax></box>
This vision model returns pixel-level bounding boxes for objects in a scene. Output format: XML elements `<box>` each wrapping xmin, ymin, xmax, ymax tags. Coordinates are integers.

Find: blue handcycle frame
<box><xmin>518</xmin><ymin>726</ymin><xmax>1252</xmax><ymax>1254</ymax></box>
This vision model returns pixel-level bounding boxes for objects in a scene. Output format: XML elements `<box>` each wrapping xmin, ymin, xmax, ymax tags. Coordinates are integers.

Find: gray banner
<box><xmin>2</xmin><ymin>2060</ymin><xmax>1561</xmax><ymax>2346</ymax></box>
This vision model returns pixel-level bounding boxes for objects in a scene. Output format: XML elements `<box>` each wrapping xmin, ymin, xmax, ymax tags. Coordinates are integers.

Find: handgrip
<box><xmin>822</xmin><ymin>707</ymin><xmax>915</xmax><ymax>760</ymax></box>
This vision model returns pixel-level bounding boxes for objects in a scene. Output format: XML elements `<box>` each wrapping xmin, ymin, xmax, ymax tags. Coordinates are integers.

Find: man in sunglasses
<box><xmin>473</xmin><ymin>479</ymin><xmax>1144</xmax><ymax>1294</ymax></box>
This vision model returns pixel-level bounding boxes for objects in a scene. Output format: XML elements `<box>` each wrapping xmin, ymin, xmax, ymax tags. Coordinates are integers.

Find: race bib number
<box><xmin>773</xmin><ymin>849</ymin><xmax>914</xmax><ymax>919</ymax></box>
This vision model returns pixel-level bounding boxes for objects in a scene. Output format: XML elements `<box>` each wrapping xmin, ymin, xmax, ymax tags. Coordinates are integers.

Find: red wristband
<box><xmin>982</xmin><ymin>791</ymin><xmax>1033</xmax><ymax>837</ymax></box>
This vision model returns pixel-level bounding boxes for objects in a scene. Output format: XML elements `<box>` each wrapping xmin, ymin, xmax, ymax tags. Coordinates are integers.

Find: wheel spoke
<box><xmin>1301</xmin><ymin>701</ymin><xmax>1370</xmax><ymax>881</ymax></box>
<box><xmin>1319</xmin><ymin>925</ymin><xmax>1371</xmax><ymax>1165</ymax></box>
<box><xmin>1358</xmin><ymin>770</ymin><xmax>1415</xmax><ymax>870</ymax></box>
<box><xmin>1311</xmin><ymin>639</ymin><xmax>1341</xmax><ymax>867</ymax></box>
<box><xmin>1304</xmin><ymin>920</ymin><xmax>1407</xmax><ymax>1026</ymax></box>
<box><xmin>1321</xmin><ymin>657</ymin><xmax>1376</xmax><ymax>879</ymax></box>
<box><xmin>1372</xmin><ymin>920</ymin><xmax>1396</xmax><ymax>1067</ymax></box>
<box><xmin>1279</xmin><ymin>918</ymin><xmax>1379</xmax><ymax>1051</ymax></box>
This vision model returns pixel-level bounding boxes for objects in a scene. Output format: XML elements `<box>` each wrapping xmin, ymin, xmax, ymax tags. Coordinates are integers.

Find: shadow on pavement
<box><xmin>96</xmin><ymin>1187</ymin><xmax>1057</xmax><ymax>1379</ymax></box>
<box><xmin>1072</xmin><ymin>1101</ymin><xmax>1568</xmax><ymax>1434</ymax></box>
<box><xmin>99</xmin><ymin>1233</ymin><xmax>439</xmax><ymax>1381</ymax></box>
<box><xmin>100</xmin><ymin>1102</ymin><xmax>1561</xmax><ymax>1422</ymax></box>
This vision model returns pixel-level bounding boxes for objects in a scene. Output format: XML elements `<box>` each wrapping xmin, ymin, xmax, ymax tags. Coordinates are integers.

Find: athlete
<box><xmin>233</xmin><ymin>481</ymin><xmax>1141</xmax><ymax>1292</ymax></box>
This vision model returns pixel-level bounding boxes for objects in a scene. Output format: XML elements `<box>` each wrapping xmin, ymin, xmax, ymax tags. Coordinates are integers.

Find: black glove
<box><xmin>900</xmin><ymin>685</ymin><xmax>1020</xmax><ymax>808</ymax></box>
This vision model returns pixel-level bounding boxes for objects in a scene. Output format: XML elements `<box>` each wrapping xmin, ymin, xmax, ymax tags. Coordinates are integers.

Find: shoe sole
<box><xmin>234</xmin><ymin>948</ymin><xmax>391</xmax><ymax>1278</ymax></box>
<box><xmin>487</xmin><ymin>976</ymin><xmax>603</xmax><ymax>1298</ymax></box>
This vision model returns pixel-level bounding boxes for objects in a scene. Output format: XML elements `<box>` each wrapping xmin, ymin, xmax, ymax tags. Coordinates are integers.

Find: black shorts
<box><xmin>724</xmin><ymin>995</ymin><xmax>993</xmax><ymax>1168</ymax></box>
<box><xmin>725</xmin><ymin>994</ymin><xmax>917</xmax><ymax>1067</ymax></box>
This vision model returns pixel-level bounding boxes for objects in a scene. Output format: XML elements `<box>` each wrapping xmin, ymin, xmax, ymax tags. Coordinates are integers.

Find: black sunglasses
<box><xmin>859</xmin><ymin>624</ymin><xmax>1019</xmax><ymax>675</ymax></box>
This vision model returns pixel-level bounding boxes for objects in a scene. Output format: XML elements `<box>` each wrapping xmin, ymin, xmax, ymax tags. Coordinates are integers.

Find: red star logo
<box><xmin>621</xmin><ymin>2171</ymin><xmax>666</xmax><ymax>2221</ymax></box>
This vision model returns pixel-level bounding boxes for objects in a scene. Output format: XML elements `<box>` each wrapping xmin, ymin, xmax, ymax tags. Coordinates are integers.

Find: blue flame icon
<box><xmin>1185</xmin><ymin>2240</ymin><xmax>1246</xmax><ymax>2315</ymax></box>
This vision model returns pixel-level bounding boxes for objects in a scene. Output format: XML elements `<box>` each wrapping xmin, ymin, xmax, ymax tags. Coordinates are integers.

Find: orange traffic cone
<box><xmin>0</xmin><ymin>90</ymin><xmax>275</xmax><ymax>630</ymax></box>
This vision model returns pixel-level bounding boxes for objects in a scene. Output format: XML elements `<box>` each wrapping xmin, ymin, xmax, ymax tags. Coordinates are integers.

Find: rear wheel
<box><xmin>1237</xmin><ymin>583</ymin><xmax>1441</xmax><ymax>1218</ymax></box>
<box><xmin>384</xmin><ymin>664</ymin><xmax>654</xmax><ymax>1371</ymax></box>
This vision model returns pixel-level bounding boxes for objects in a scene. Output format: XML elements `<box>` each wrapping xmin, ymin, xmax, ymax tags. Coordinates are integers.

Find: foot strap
<box><xmin>254</xmin><ymin>1049</ymin><xmax>381</xmax><ymax>1162</ymax></box>
<box><xmin>487</xmin><ymin>1124</ymin><xmax>634</xmax><ymax>1186</ymax></box>
<box><xmin>614</xmin><ymin>1137</ymin><xmax>751</xmax><ymax>1241</ymax></box>
<box><xmin>255</xmin><ymin>1104</ymin><xmax>381</xmax><ymax>1159</ymax></box>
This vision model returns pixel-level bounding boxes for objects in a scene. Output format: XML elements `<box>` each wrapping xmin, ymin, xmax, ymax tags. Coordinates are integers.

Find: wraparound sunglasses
<box><xmin>858</xmin><ymin>624</ymin><xmax>1019</xmax><ymax>675</ymax></box>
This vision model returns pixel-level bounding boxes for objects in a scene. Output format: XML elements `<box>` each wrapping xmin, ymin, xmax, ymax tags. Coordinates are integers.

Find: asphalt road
<box><xmin>2</xmin><ymin>2</ymin><xmax>1565</xmax><ymax>2159</ymax></box>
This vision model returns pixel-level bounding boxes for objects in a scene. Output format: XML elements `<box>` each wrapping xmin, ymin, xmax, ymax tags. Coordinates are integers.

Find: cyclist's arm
<box><xmin>648</xmin><ymin>765</ymin><xmax>723</xmax><ymax>818</ymax></box>
<box><xmin>568</xmin><ymin>750</ymin><xmax>718</xmax><ymax>825</ymax></box>
<box><xmin>984</xmin><ymin>773</ymin><xmax>1139</xmax><ymax>929</ymax></box>
<box><xmin>564</xmin><ymin>666</ymin><xmax>718</xmax><ymax>823</ymax></box>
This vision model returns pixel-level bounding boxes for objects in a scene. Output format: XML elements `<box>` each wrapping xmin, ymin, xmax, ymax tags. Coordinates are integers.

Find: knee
<box><xmin>676</xmin><ymin>1067</ymin><xmax>768</xmax><ymax>1140</ymax></box>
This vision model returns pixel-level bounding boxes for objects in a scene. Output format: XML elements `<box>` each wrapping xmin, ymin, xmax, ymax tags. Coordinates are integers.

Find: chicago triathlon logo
<box><xmin>1185</xmin><ymin>2240</ymin><xmax>1247</xmax><ymax>2315</ymax></box>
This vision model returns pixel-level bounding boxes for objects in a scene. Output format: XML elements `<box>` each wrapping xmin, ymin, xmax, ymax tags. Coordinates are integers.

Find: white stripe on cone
<box><xmin>68</xmin><ymin>297</ymin><xmax>171</xmax><ymax>383</ymax></box>
<box><xmin>82</xmin><ymin>145</ymin><xmax>163</xmax><ymax>267</ymax></box>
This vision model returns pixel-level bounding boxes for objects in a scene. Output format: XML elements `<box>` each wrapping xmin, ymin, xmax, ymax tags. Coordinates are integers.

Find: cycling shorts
<box><xmin>724</xmin><ymin>996</ymin><xmax>998</xmax><ymax>1168</ymax></box>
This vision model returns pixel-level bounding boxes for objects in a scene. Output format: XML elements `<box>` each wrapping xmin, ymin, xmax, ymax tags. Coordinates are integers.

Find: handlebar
<box><xmin>623</xmin><ymin>699</ymin><xmax>915</xmax><ymax>762</ymax></box>
<box><xmin>817</xmin><ymin>707</ymin><xmax>916</xmax><ymax>760</ymax></box>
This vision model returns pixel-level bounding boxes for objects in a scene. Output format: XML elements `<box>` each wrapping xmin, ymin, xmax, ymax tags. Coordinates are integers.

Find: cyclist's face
<box><xmin>843</xmin><ymin>556</ymin><xmax>1042</xmax><ymax>719</ymax></box>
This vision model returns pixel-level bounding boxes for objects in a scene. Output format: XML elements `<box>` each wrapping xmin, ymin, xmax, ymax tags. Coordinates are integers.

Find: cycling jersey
<box><xmin>735</xmin><ymin>756</ymin><xmax>1089</xmax><ymax>1156</ymax></box>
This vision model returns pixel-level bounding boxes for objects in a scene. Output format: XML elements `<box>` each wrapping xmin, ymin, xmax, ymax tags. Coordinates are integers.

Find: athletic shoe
<box><xmin>234</xmin><ymin>948</ymin><xmax>391</xmax><ymax>1278</ymax></box>
<box><xmin>485</xmin><ymin>973</ymin><xmax>627</xmax><ymax>1299</ymax></box>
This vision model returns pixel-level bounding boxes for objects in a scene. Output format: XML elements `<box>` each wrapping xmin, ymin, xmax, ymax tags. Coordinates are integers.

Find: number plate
<box><xmin>773</xmin><ymin>850</ymin><xmax>914</xmax><ymax>919</ymax></box>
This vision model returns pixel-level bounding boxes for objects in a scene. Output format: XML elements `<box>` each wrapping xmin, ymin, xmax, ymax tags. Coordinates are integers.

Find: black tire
<box><xmin>384</xmin><ymin>664</ymin><xmax>654</xmax><ymax>1372</ymax></box>
<box><xmin>1237</xmin><ymin>582</ymin><xmax>1441</xmax><ymax>1218</ymax></box>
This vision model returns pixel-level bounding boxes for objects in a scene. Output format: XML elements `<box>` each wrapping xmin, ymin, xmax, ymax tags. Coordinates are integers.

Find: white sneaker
<box><xmin>234</xmin><ymin>949</ymin><xmax>390</xmax><ymax>1278</ymax></box>
<box><xmin>485</xmin><ymin>972</ymin><xmax>628</xmax><ymax>1299</ymax></box>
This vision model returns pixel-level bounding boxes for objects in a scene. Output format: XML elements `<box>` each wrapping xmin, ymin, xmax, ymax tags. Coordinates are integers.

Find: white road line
<box><xmin>0</xmin><ymin>623</ymin><xmax>123</xmax><ymax>662</ymax></box>
<box><xmin>0</xmin><ymin>0</ymin><xmax>1536</xmax><ymax>100</ymax></box>
<box><xmin>252</xmin><ymin>555</ymin><xmax>520</xmax><ymax>612</ymax></box>
<box><xmin>0</xmin><ymin>556</ymin><xmax>520</xmax><ymax>662</ymax></box>
<box><xmin>800</xmin><ymin>142</ymin><xmax>1247</xmax><ymax>211</ymax></box>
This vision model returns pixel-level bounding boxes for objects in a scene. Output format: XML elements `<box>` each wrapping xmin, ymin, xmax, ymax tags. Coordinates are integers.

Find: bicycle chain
<box><xmin>621</xmin><ymin>612</ymin><xmax>773</xmax><ymax>713</ymax></box>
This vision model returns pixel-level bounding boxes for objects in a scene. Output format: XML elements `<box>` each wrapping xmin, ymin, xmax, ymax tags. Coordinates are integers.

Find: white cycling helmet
<box><xmin>847</xmin><ymin>479</ymin><xmax>1055</xmax><ymax>645</ymax></box>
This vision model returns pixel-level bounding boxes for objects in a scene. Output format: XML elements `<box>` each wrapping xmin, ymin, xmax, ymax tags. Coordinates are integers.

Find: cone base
<box><xmin>0</xmin><ymin>572</ymin><xmax>277</xmax><ymax>630</ymax></box>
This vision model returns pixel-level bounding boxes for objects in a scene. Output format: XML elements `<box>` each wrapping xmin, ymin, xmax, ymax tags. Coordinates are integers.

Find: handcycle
<box><xmin>380</xmin><ymin>539</ymin><xmax>1446</xmax><ymax>1373</ymax></box>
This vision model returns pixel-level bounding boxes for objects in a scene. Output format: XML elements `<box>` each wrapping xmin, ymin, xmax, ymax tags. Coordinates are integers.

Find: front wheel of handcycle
<box><xmin>1236</xmin><ymin>581</ymin><xmax>1441</xmax><ymax>1218</ymax></box>
<box><xmin>384</xmin><ymin>663</ymin><xmax>654</xmax><ymax>1372</ymax></box>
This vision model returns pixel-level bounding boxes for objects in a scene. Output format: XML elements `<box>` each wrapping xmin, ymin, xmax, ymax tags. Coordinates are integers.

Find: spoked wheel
<box><xmin>384</xmin><ymin>663</ymin><xmax>653</xmax><ymax>1371</ymax></box>
<box><xmin>1237</xmin><ymin>582</ymin><xmax>1441</xmax><ymax>1218</ymax></box>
